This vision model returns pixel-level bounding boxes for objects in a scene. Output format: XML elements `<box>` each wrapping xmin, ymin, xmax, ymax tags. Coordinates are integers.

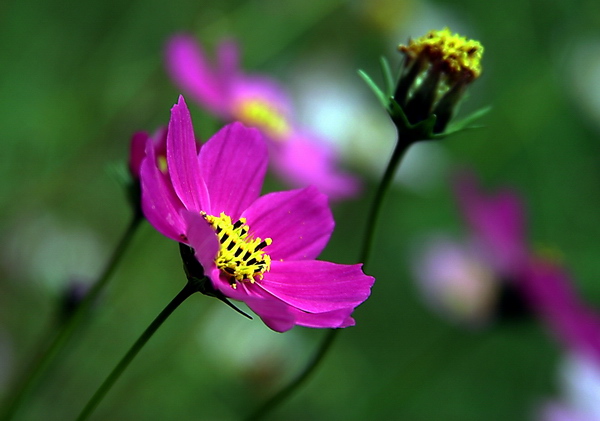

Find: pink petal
<box><xmin>257</xmin><ymin>260</ymin><xmax>374</xmax><ymax>314</ymax></box>
<box><xmin>183</xmin><ymin>211</ymin><xmax>220</xmax><ymax>270</ymax></box>
<box><xmin>165</xmin><ymin>34</ymin><xmax>229</xmax><ymax>114</ymax></box>
<box><xmin>454</xmin><ymin>172</ymin><xmax>527</xmax><ymax>276</ymax></box>
<box><xmin>521</xmin><ymin>259</ymin><xmax>600</xmax><ymax>364</ymax></box>
<box><xmin>140</xmin><ymin>136</ymin><xmax>187</xmax><ymax>242</ymax></box>
<box><xmin>288</xmin><ymin>307</ymin><xmax>356</xmax><ymax>329</ymax></box>
<box><xmin>242</xmin><ymin>294</ymin><xmax>296</xmax><ymax>332</ymax></box>
<box><xmin>229</xmin><ymin>75</ymin><xmax>293</xmax><ymax>124</ymax></box>
<box><xmin>198</xmin><ymin>122</ymin><xmax>268</xmax><ymax>219</ymax></box>
<box><xmin>166</xmin><ymin>96</ymin><xmax>206</xmax><ymax>212</ymax></box>
<box><xmin>241</xmin><ymin>186</ymin><xmax>333</xmax><ymax>261</ymax></box>
<box><xmin>271</xmin><ymin>131</ymin><xmax>361</xmax><ymax>200</ymax></box>
<box><xmin>216</xmin><ymin>39</ymin><xmax>240</xmax><ymax>86</ymax></box>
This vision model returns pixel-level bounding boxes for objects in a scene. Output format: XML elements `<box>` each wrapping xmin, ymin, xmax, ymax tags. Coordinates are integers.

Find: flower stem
<box><xmin>74</xmin><ymin>279</ymin><xmax>201</xmax><ymax>421</ymax></box>
<box><xmin>0</xmin><ymin>214</ymin><xmax>143</xmax><ymax>421</ymax></box>
<box><xmin>246</xmin><ymin>132</ymin><xmax>414</xmax><ymax>420</ymax></box>
<box><xmin>358</xmin><ymin>135</ymin><xmax>412</xmax><ymax>263</ymax></box>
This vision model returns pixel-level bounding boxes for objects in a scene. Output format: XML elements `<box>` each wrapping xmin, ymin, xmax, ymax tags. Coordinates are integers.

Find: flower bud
<box><xmin>395</xmin><ymin>28</ymin><xmax>484</xmax><ymax>134</ymax></box>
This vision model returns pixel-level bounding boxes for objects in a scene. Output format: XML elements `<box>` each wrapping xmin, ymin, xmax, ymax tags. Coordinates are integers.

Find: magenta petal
<box><xmin>165</xmin><ymin>34</ymin><xmax>228</xmax><ymax>114</ymax></box>
<box><xmin>241</xmin><ymin>186</ymin><xmax>333</xmax><ymax>261</ymax></box>
<box><xmin>289</xmin><ymin>307</ymin><xmax>356</xmax><ymax>329</ymax></box>
<box><xmin>199</xmin><ymin>122</ymin><xmax>268</xmax><ymax>219</ymax></box>
<box><xmin>243</xmin><ymin>295</ymin><xmax>296</xmax><ymax>332</ymax></box>
<box><xmin>454</xmin><ymin>172</ymin><xmax>527</xmax><ymax>275</ymax></box>
<box><xmin>166</xmin><ymin>96</ymin><xmax>206</xmax><ymax>212</ymax></box>
<box><xmin>216</xmin><ymin>39</ymin><xmax>240</xmax><ymax>85</ymax></box>
<box><xmin>271</xmin><ymin>132</ymin><xmax>361</xmax><ymax>200</ymax></box>
<box><xmin>183</xmin><ymin>211</ymin><xmax>220</xmax><ymax>269</ymax></box>
<box><xmin>258</xmin><ymin>260</ymin><xmax>374</xmax><ymax>313</ymax></box>
<box><xmin>140</xmin><ymin>138</ymin><xmax>186</xmax><ymax>242</ymax></box>
<box><xmin>521</xmin><ymin>259</ymin><xmax>600</xmax><ymax>363</ymax></box>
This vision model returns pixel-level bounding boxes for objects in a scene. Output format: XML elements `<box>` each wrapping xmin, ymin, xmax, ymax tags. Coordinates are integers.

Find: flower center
<box><xmin>399</xmin><ymin>27</ymin><xmax>483</xmax><ymax>82</ymax></box>
<box><xmin>202</xmin><ymin>211</ymin><xmax>272</xmax><ymax>288</ymax></box>
<box><xmin>233</xmin><ymin>98</ymin><xmax>290</xmax><ymax>140</ymax></box>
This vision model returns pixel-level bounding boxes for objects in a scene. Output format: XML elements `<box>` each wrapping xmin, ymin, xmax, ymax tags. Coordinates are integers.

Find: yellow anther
<box><xmin>399</xmin><ymin>27</ymin><xmax>483</xmax><ymax>81</ymax></box>
<box><xmin>233</xmin><ymin>99</ymin><xmax>291</xmax><ymax>140</ymax></box>
<box><xmin>202</xmin><ymin>212</ymin><xmax>272</xmax><ymax>287</ymax></box>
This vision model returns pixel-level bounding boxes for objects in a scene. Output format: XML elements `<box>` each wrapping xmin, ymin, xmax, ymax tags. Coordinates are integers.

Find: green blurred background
<box><xmin>2</xmin><ymin>0</ymin><xmax>600</xmax><ymax>419</ymax></box>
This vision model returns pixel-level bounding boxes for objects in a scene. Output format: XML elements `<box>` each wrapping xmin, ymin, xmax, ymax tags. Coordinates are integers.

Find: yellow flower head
<box><xmin>399</xmin><ymin>27</ymin><xmax>483</xmax><ymax>82</ymax></box>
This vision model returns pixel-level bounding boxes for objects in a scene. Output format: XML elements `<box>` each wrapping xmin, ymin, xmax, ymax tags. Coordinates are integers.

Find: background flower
<box><xmin>165</xmin><ymin>34</ymin><xmax>360</xmax><ymax>200</ymax></box>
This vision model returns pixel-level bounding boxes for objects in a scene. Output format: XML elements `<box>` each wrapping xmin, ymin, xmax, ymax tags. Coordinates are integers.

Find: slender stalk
<box><xmin>358</xmin><ymin>136</ymin><xmax>412</xmax><ymax>264</ymax></box>
<box><xmin>0</xmin><ymin>214</ymin><xmax>143</xmax><ymax>421</ymax></box>
<box><xmin>246</xmin><ymin>132</ymin><xmax>415</xmax><ymax>420</ymax></box>
<box><xmin>74</xmin><ymin>280</ymin><xmax>201</xmax><ymax>421</ymax></box>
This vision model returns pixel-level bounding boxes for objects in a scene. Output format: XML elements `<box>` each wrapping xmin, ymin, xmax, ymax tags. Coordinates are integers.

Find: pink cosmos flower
<box><xmin>140</xmin><ymin>96</ymin><xmax>374</xmax><ymax>332</ymax></box>
<box><xmin>164</xmin><ymin>34</ymin><xmax>360</xmax><ymax>200</ymax></box>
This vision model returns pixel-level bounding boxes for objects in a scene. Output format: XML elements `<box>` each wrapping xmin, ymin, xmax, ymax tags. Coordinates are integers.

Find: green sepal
<box><xmin>379</xmin><ymin>56</ymin><xmax>395</xmax><ymax>98</ymax></box>
<box><xmin>388</xmin><ymin>97</ymin><xmax>438</xmax><ymax>142</ymax></box>
<box><xmin>358</xmin><ymin>69</ymin><xmax>389</xmax><ymax>109</ymax></box>
<box><xmin>441</xmin><ymin>105</ymin><xmax>492</xmax><ymax>137</ymax></box>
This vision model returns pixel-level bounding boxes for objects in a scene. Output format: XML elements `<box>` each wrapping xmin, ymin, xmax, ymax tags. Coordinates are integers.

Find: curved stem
<box><xmin>74</xmin><ymin>280</ymin><xmax>200</xmax><ymax>421</ymax></box>
<box><xmin>246</xmin><ymin>132</ymin><xmax>414</xmax><ymax>420</ymax></box>
<box><xmin>359</xmin><ymin>136</ymin><xmax>412</xmax><ymax>264</ymax></box>
<box><xmin>0</xmin><ymin>214</ymin><xmax>143</xmax><ymax>421</ymax></box>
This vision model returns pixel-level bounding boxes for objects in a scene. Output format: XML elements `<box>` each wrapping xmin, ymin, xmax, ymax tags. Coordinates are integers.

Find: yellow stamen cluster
<box><xmin>233</xmin><ymin>99</ymin><xmax>291</xmax><ymax>140</ymax></box>
<box><xmin>399</xmin><ymin>27</ymin><xmax>483</xmax><ymax>81</ymax></box>
<box><xmin>202</xmin><ymin>211</ymin><xmax>272</xmax><ymax>288</ymax></box>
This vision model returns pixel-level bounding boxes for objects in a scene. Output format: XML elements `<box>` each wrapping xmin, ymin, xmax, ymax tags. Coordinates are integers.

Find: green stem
<box><xmin>74</xmin><ymin>279</ymin><xmax>201</xmax><ymax>421</ymax></box>
<box><xmin>0</xmin><ymin>214</ymin><xmax>143</xmax><ymax>421</ymax></box>
<box><xmin>358</xmin><ymin>136</ymin><xmax>413</xmax><ymax>264</ymax></box>
<box><xmin>246</xmin><ymin>131</ymin><xmax>415</xmax><ymax>420</ymax></box>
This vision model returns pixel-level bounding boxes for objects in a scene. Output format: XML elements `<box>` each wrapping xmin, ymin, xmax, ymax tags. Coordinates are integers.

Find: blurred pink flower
<box><xmin>165</xmin><ymin>34</ymin><xmax>360</xmax><ymax>200</ymax></box>
<box><xmin>140</xmin><ymin>96</ymin><xmax>374</xmax><ymax>332</ymax></box>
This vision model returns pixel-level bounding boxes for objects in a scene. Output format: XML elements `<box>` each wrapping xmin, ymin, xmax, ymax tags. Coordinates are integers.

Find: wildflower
<box><xmin>140</xmin><ymin>96</ymin><xmax>374</xmax><ymax>332</ymax></box>
<box><xmin>164</xmin><ymin>34</ymin><xmax>359</xmax><ymax>200</ymax></box>
<box><xmin>412</xmin><ymin>172</ymin><xmax>532</xmax><ymax>327</ymax></box>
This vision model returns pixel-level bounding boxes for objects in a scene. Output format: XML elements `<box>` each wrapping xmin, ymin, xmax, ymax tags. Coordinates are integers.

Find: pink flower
<box><xmin>140</xmin><ymin>96</ymin><xmax>374</xmax><ymax>332</ymax></box>
<box><xmin>164</xmin><ymin>34</ymin><xmax>360</xmax><ymax>200</ymax></box>
<box><xmin>455</xmin><ymin>174</ymin><xmax>600</xmax><ymax>364</ymax></box>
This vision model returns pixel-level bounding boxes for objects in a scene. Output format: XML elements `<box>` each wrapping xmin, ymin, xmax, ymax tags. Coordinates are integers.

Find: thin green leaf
<box><xmin>358</xmin><ymin>69</ymin><xmax>388</xmax><ymax>109</ymax></box>
<box><xmin>442</xmin><ymin>105</ymin><xmax>492</xmax><ymax>137</ymax></box>
<box><xmin>379</xmin><ymin>56</ymin><xmax>394</xmax><ymax>98</ymax></box>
